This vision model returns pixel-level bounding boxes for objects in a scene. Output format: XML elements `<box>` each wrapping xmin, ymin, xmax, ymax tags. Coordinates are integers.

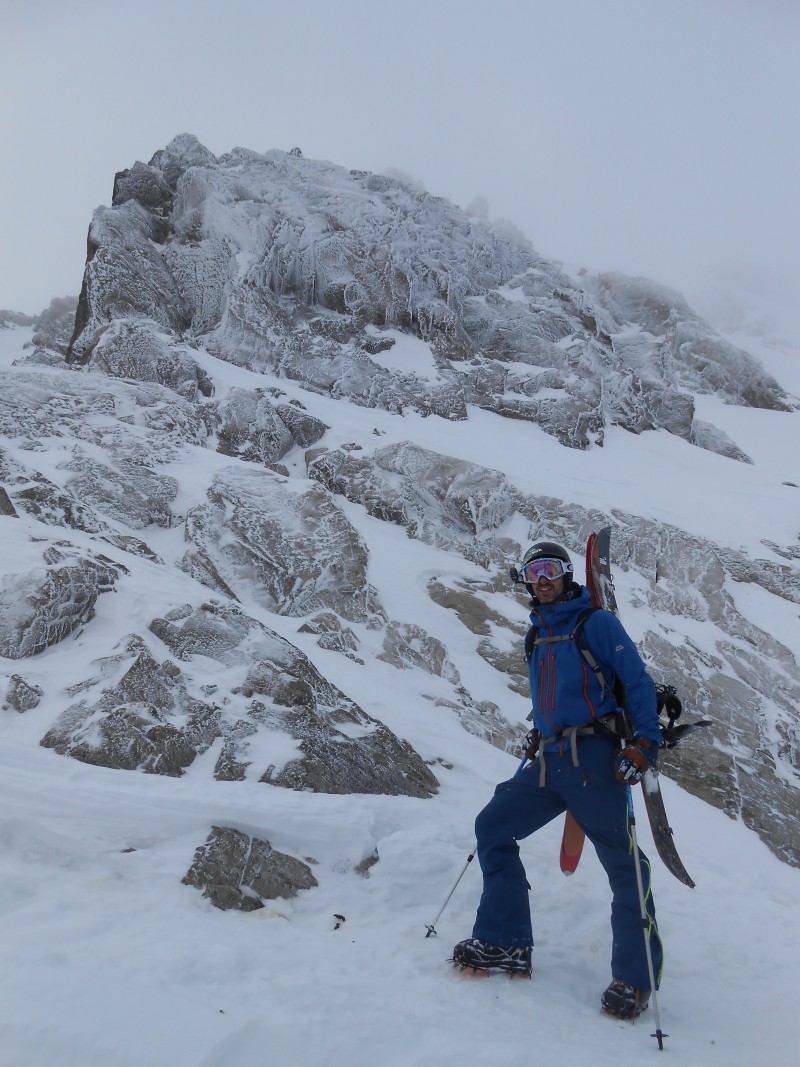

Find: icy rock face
<box><xmin>181</xmin><ymin>466</ymin><xmax>378</xmax><ymax>621</ymax></box>
<box><xmin>216</xmin><ymin>388</ymin><xmax>327</xmax><ymax>468</ymax></box>
<box><xmin>379</xmin><ymin>621</ymin><xmax>461</xmax><ymax>683</ymax></box>
<box><xmin>40</xmin><ymin>602</ymin><xmax>430</xmax><ymax>795</ymax></box>
<box><xmin>297</xmin><ymin>612</ymin><xmax>362</xmax><ymax>661</ymax></box>
<box><xmin>0</xmin><ymin>367</ymin><xmax>208</xmax><ymax>536</ymax></box>
<box><xmin>182</xmin><ymin>826</ymin><xmax>318</xmax><ymax>911</ymax></box>
<box><xmin>29</xmin><ymin>296</ymin><xmax>79</xmax><ymax>355</ymax></box>
<box><xmin>86</xmin><ymin>319</ymin><xmax>213</xmax><ymax>400</ymax></box>
<box><xmin>587</xmin><ymin>273</ymin><xmax>791</xmax><ymax>411</ymax></box>
<box><xmin>67</xmin><ymin>199</ymin><xmax>192</xmax><ymax>364</ymax></box>
<box><xmin>308</xmin><ymin>441</ymin><xmax>517</xmax><ymax>567</ymax></box>
<box><xmin>0</xmin><ymin>544</ymin><xmax>122</xmax><ymax>658</ymax></box>
<box><xmin>65</xmin><ymin>134</ymin><xmax>790</xmax><ymax>455</ymax></box>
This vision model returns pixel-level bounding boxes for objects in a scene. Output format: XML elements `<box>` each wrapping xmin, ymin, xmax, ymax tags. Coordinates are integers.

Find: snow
<box><xmin>2</xmin><ymin>311</ymin><xmax>800</xmax><ymax>1067</ymax></box>
<box><xmin>364</xmin><ymin>327</ymin><xmax>441</xmax><ymax>382</ymax></box>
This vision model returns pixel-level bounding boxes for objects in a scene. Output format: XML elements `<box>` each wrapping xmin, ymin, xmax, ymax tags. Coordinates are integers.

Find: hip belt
<box><xmin>536</xmin><ymin>711</ymin><xmax>626</xmax><ymax>786</ymax></box>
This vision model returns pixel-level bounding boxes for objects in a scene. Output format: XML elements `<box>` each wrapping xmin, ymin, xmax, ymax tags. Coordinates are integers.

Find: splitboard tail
<box><xmin>641</xmin><ymin>769</ymin><xmax>696</xmax><ymax>888</ymax></box>
<box><xmin>559</xmin><ymin>812</ymin><xmax>585</xmax><ymax>875</ymax></box>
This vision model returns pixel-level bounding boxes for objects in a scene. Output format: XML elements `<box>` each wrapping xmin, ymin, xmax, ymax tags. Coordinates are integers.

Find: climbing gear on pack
<box><xmin>530</xmin><ymin>711</ymin><xmax>627</xmax><ymax>786</ymax></box>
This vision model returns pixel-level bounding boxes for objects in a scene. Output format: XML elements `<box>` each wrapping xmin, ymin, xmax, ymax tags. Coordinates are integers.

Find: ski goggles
<box><xmin>518</xmin><ymin>557</ymin><xmax>573</xmax><ymax>583</ymax></box>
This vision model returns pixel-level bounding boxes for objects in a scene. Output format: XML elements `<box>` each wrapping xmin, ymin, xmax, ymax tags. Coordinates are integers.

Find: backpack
<box><xmin>524</xmin><ymin>608</ymin><xmax>685</xmax><ymax>745</ymax></box>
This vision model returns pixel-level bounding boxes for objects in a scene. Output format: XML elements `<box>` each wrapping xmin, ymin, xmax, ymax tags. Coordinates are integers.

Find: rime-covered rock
<box><xmin>67</xmin><ymin>199</ymin><xmax>191</xmax><ymax>365</ymax></box>
<box><xmin>308</xmin><ymin>441</ymin><xmax>517</xmax><ymax>567</ymax></box>
<box><xmin>181</xmin><ymin>466</ymin><xmax>378</xmax><ymax>621</ymax></box>
<box><xmin>0</xmin><ymin>545</ymin><xmax>122</xmax><ymax>659</ymax></box>
<box><xmin>86</xmin><ymin>318</ymin><xmax>213</xmax><ymax>400</ymax></box>
<box><xmin>63</xmin><ymin>454</ymin><xmax>179</xmax><ymax>530</ymax></box>
<box><xmin>216</xmin><ymin>388</ymin><xmax>296</xmax><ymax>466</ymax></box>
<box><xmin>65</xmin><ymin>135</ymin><xmax>789</xmax><ymax>455</ymax></box>
<box><xmin>29</xmin><ymin>296</ymin><xmax>79</xmax><ymax>355</ymax></box>
<box><xmin>297</xmin><ymin>611</ymin><xmax>361</xmax><ymax>659</ymax></box>
<box><xmin>586</xmin><ymin>272</ymin><xmax>790</xmax><ymax>411</ymax></box>
<box><xmin>379</xmin><ymin>621</ymin><xmax>461</xmax><ymax>684</ymax></box>
<box><xmin>4</xmin><ymin>674</ymin><xmax>44</xmax><ymax>712</ymax></box>
<box><xmin>147</xmin><ymin>601</ymin><xmax>437</xmax><ymax>796</ymax></box>
<box><xmin>40</xmin><ymin>636</ymin><xmax>219</xmax><ymax>774</ymax></box>
<box><xmin>691</xmin><ymin>419</ymin><xmax>753</xmax><ymax>463</ymax></box>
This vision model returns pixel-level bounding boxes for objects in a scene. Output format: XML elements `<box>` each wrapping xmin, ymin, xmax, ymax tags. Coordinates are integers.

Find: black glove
<box><xmin>522</xmin><ymin>729</ymin><xmax>541</xmax><ymax>760</ymax></box>
<box><xmin>614</xmin><ymin>738</ymin><xmax>657</xmax><ymax>785</ymax></box>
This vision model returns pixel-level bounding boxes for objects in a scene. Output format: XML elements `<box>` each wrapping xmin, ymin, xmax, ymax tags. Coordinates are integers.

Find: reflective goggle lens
<box><xmin>519</xmin><ymin>557</ymin><xmax>571</xmax><ymax>582</ymax></box>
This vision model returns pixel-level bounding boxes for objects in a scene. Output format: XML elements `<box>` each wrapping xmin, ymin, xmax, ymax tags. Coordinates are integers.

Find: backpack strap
<box><xmin>524</xmin><ymin>607</ymin><xmax>613</xmax><ymax>696</ymax></box>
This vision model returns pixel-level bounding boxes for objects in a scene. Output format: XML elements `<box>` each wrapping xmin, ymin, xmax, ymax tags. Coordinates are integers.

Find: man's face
<box><xmin>534</xmin><ymin>574</ymin><xmax>564</xmax><ymax>604</ymax></box>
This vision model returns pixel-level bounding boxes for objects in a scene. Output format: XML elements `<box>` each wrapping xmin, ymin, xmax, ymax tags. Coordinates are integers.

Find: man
<box><xmin>452</xmin><ymin>540</ymin><xmax>663</xmax><ymax>1020</ymax></box>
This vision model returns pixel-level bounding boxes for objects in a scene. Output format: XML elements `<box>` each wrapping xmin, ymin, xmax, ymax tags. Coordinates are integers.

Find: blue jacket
<box><xmin>526</xmin><ymin>586</ymin><xmax>661</xmax><ymax>750</ymax></box>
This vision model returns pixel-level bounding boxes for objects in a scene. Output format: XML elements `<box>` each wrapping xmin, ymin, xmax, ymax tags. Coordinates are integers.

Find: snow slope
<box><xmin>1</xmin><ymin>314</ymin><xmax>799</xmax><ymax>1067</ymax></box>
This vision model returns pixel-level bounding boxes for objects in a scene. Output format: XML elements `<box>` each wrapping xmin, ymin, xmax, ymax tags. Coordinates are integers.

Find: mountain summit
<box><xmin>68</xmin><ymin>134</ymin><xmax>790</xmax><ymax>455</ymax></box>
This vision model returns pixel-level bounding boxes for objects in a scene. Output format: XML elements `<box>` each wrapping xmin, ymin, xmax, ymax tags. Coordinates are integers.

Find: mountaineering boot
<box><xmin>451</xmin><ymin>938</ymin><xmax>532</xmax><ymax>977</ymax></box>
<box><xmin>601</xmin><ymin>978</ymin><xmax>650</xmax><ymax>1019</ymax></box>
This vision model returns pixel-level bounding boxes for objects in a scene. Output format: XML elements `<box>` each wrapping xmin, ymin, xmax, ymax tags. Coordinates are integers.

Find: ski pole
<box><xmin>424</xmin><ymin>842</ymin><xmax>477</xmax><ymax>937</ymax></box>
<box><xmin>425</xmin><ymin>755</ymin><xmax>528</xmax><ymax>937</ymax></box>
<box><xmin>627</xmin><ymin>784</ymin><xmax>667</xmax><ymax>1050</ymax></box>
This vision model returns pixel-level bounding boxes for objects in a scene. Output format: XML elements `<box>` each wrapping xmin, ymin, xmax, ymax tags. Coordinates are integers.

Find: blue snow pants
<box><xmin>471</xmin><ymin>735</ymin><xmax>662</xmax><ymax>991</ymax></box>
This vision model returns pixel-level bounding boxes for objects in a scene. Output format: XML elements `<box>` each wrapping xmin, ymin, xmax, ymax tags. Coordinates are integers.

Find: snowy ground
<box><xmin>1</xmin><ymin>307</ymin><xmax>799</xmax><ymax>1066</ymax></box>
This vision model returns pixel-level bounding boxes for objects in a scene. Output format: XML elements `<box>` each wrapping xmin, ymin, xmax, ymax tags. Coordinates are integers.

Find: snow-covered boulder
<box><xmin>182</xmin><ymin>826</ymin><xmax>318</xmax><ymax>911</ymax></box>
<box><xmin>4</xmin><ymin>674</ymin><xmax>44</xmax><ymax>712</ymax></box>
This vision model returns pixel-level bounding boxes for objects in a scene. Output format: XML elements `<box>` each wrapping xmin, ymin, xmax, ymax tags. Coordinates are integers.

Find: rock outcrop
<box><xmin>182</xmin><ymin>826</ymin><xmax>318</xmax><ymax>911</ymax></box>
<box><xmin>66</xmin><ymin>134</ymin><xmax>791</xmax><ymax>455</ymax></box>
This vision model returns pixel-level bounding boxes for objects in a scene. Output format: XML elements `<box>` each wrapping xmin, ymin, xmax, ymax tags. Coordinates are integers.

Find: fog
<box><xmin>2</xmin><ymin>0</ymin><xmax>798</xmax><ymax>317</ymax></box>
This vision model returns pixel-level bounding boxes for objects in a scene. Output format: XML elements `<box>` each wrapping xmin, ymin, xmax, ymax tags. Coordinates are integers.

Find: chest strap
<box><xmin>526</xmin><ymin>607</ymin><xmax>611</xmax><ymax>697</ymax></box>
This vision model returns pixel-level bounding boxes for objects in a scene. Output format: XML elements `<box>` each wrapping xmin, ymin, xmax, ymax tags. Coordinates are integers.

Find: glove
<box><xmin>522</xmin><ymin>729</ymin><xmax>541</xmax><ymax>760</ymax></box>
<box><xmin>614</xmin><ymin>738</ymin><xmax>657</xmax><ymax>785</ymax></box>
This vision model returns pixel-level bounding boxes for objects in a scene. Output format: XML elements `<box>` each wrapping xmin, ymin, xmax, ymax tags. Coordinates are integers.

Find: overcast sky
<box><xmin>2</xmin><ymin>0</ymin><xmax>798</xmax><ymax>316</ymax></box>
